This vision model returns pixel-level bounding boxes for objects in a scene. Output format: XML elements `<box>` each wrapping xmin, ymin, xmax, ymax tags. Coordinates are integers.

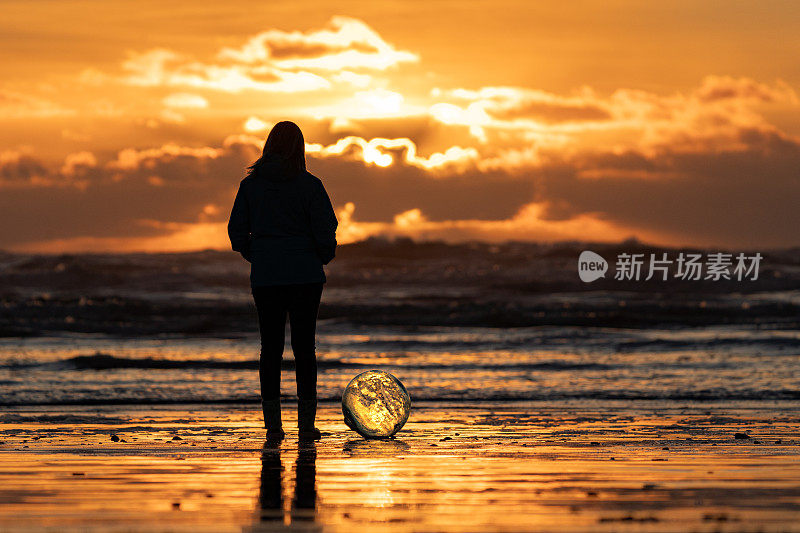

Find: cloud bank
<box><xmin>1</xmin><ymin>16</ymin><xmax>799</xmax><ymax>252</ymax></box>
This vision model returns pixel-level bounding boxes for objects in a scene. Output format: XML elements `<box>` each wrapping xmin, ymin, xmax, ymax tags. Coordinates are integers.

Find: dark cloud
<box><xmin>489</xmin><ymin>100</ymin><xmax>611</xmax><ymax>123</ymax></box>
<box><xmin>533</xmin><ymin>128</ymin><xmax>800</xmax><ymax>247</ymax></box>
<box><xmin>2</xmin><ymin>120</ymin><xmax>800</xmax><ymax>250</ymax></box>
<box><xmin>267</xmin><ymin>41</ymin><xmax>379</xmax><ymax>60</ymax></box>
<box><xmin>0</xmin><ymin>153</ymin><xmax>48</xmax><ymax>183</ymax></box>
<box><xmin>0</xmin><ymin>144</ymin><xmax>255</xmax><ymax>247</ymax></box>
<box><xmin>695</xmin><ymin>75</ymin><xmax>794</xmax><ymax>103</ymax></box>
<box><xmin>308</xmin><ymin>154</ymin><xmax>535</xmax><ymax>222</ymax></box>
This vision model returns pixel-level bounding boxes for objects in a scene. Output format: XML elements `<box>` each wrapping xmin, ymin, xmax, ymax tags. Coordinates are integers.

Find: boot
<box><xmin>262</xmin><ymin>398</ymin><xmax>285</xmax><ymax>438</ymax></box>
<box><xmin>298</xmin><ymin>398</ymin><xmax>321</xmax><ymax>440</ymax></box>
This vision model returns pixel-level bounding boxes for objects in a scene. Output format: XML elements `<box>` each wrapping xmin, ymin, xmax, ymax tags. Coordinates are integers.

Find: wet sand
<box><xmin>1</xmin><ymin>402</ymin><xmax>799</xmax><ymax>532</ymax></box>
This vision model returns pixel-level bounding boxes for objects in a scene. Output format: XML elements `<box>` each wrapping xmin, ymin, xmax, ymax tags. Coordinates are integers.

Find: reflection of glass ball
<box><xmin>342</xmin><ymin>370</ymin><xmax>411</xmax><ymax>438</ymax></box>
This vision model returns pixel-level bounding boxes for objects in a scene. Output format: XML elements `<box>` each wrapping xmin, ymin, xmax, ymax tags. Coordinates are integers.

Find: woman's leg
<box><xmin>252</xmin><ymin>285</ymin><xmax>289</xmax><ymax>401</ymax></box>
<box><xmin>287</xmin><ymin>282</ymin><xmax>324</xmax><ymax>402</ymax></box>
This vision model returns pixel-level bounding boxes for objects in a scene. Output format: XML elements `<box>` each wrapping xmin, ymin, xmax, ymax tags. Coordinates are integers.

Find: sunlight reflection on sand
<box><xmin>1</xmin><ymin>403</ymin><xmax>799</xmax><ymax>531</ymax></box>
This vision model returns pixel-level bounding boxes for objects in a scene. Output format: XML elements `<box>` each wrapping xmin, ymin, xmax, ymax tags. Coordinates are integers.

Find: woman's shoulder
<box><xmin>296</xmin><ymin>170</ymin><xmax>326</xmax><ymax>191</ymax></box>
<box><xmin>240</xmin><ymin>169</ymin><xmax>324</xmax><ymax>194</ymax></box>
<box><xmin>299</xmin><ymin>170</ymin><xmax>322</xmax><ymax>183</ymax></box>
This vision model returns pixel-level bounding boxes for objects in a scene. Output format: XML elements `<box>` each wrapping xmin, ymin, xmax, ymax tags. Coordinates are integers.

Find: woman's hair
<box><xmin>246</xmin><ymin>121</ymin><xmax>306</xmax><ymax>177</ymax></box>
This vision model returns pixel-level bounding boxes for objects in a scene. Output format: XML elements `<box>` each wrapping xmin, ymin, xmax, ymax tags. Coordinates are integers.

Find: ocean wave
<box><xmin>0</xmin><ymin>413</ymin><xmax>131</xmax><ymax>424</ymax></box>
<box><xmin>0</xmin><ymin>352</ymin><xmax>620</xmax><ymax>372</ymax></box>
<box><xmin>1</xmin><ymin>353</ymin><xmax>362</xmax><ymax>371</ymax></box>
<box><xmin>335</xmin><ymin>332</ymin><xmax>800</xmax><ymax>352</ymax></box>
<box><xmin>614</xmin><ymin>336</ymin><xmax>800</xmax><ymax>351</ymax></box>
<box><xmin>2</xmin><ymin>389</ymin><xmax>799</xmax><ymax>406</ymax></box>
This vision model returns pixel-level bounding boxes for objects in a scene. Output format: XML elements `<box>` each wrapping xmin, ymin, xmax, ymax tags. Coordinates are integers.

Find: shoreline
<box><xmin>3</xmin><ymin>398</ymin><xmax>800</xmax><ymax>408</ymax></box>
<box><xmin>2</xmin><ymin>402</ymin><xmax>799</xmax><ymax>531</ymax></box>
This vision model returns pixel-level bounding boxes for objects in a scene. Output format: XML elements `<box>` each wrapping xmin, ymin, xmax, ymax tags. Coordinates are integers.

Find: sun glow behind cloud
<box><xmin>305</xmin><ymin>136</ymin><xmax>479</xmax><ymax>170</ymax></box>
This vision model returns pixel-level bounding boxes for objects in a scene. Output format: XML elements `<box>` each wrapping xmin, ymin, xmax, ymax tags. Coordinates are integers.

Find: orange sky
<box><xmin>2</xmin><ymin>0</ymin><xmax>799</xmax><ymax>252</ymax></box>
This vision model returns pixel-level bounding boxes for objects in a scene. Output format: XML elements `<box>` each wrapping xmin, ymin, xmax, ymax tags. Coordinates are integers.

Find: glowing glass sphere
<box><xmin>342</xmin><ymin>370</ymin><xmax>411</xmax><ymax>438</ymax></box>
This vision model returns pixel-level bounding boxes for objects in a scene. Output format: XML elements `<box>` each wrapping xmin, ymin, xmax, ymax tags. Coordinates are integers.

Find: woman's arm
<box><xmin>227</xmin><ymin>180</ymin><xmax>252</xmax><ymax>262</ymax></box>
<box><xmin>310</xmin><ymin>180</ymin><xmax>338</xmax><ymax>265</ymax></box>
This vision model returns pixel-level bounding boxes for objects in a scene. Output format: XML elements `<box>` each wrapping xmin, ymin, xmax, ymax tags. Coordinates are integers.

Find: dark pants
<box><xmin>252</xmin><ymin>282</ymin><xmax>324</xmax><ymax>401</ymax></box>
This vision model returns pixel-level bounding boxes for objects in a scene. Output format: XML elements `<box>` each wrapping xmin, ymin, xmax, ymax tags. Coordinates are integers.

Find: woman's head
<box><xmin>247</xmin><ymin>121</ymin><xmax>306</xmax><ymax>177</ymax></box>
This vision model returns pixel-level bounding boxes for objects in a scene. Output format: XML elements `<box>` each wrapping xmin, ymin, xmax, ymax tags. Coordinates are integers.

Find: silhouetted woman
<box><xmin>228</xmin><ymin>121</ymin><xmax>338</xmax><ymax>439</ymax></box>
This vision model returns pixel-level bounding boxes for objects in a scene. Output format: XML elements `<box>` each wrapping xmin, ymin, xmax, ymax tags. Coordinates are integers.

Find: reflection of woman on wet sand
<box><xmin>251</xmin><ymin>439</ymin><xmax>319</xmax><ymax>529</ymax></box>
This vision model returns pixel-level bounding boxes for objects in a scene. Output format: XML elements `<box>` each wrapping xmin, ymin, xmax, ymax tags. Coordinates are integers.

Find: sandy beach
<box><xmin>1</xmin><ymin>402</ymin><xmax>799</xmax><ymax>532</ymax></box>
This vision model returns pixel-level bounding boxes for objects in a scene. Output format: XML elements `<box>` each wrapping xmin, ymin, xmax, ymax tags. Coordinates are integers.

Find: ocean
<box><xmin>1</xmin><ymin>238</ymin><xmax>799</xmax><ymax>406</ymax></box>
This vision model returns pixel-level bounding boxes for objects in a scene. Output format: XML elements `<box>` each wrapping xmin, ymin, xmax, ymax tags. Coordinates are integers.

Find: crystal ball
<box><xmin>342</xmin><ymin>370</ymin><xmax>411</xmax><ymax>438</ymax></box>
